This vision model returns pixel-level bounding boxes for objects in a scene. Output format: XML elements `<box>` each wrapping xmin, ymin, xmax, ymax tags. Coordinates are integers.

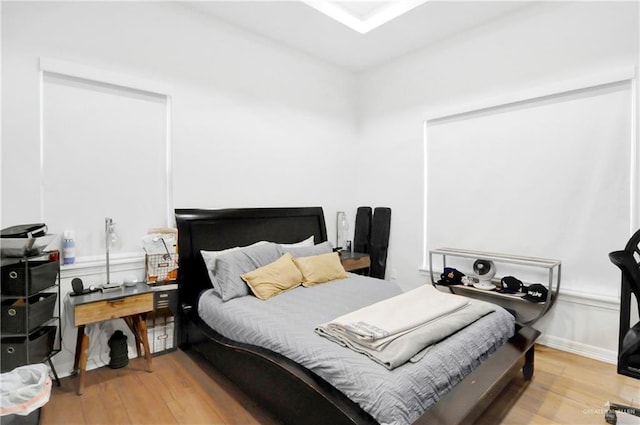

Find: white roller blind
<box><xmin>426</xmin><ymin>81</ymin><xmax>632</xmax><ymax>296</ymax></box>
<box><xmin>42</xmin><ymin>73</ymin><xmax>169</xmax><ymax>259</ymax></box>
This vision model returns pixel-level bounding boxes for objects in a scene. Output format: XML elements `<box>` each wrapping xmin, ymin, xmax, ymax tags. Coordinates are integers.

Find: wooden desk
<box><xmin>68</xmin><ymin>283</ymin><xmax>154</xmax><ymax>395</ymax></box>
<box><xmin>340</xmin><ymin>251</ymin><xmax>370</xmax><ymax>273</ymax></box>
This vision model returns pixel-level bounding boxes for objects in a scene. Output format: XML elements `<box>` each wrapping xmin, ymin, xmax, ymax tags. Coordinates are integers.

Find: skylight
<box><xmin>303</xmin><ymin>0</ymin><xmax>429</xmax><ymax>34</ymax></box>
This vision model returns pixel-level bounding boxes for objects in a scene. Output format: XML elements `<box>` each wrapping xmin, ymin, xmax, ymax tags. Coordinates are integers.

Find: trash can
<box><xmin>0</xmin><ymin>364</ymin><xmax>52</xmax><ymax>425</ymax></box>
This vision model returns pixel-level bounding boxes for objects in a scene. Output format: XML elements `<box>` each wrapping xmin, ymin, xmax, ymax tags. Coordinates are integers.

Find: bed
<box><xmin>175</xmin><ymin>207</ymin><xmax>540</xmax><ymax>425</ymax></box>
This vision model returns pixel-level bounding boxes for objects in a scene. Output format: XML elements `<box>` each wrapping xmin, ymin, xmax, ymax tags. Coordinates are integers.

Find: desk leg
<box><xmin>124</xmin><ymin>316</ymin><xmax>142</xmax><ymax>357</ymax></box>
<box><xmin>73</xmin><ymin>325</ymin><xmax>85</xmax><ymax>372</ymax></box>
<box><xmin>125</xmin><ymin>314</ymin><xmax>152</xmax><ymax>372</ymax></box>
<box><xmin>75</xmin><ymin>326</ymin><xmax>89</xmax><ymax>395</ymax></box>
<box><xmin>137</xmin><ymin>315</ymin><xmax>153</xmax><ymax>372</ymax></box>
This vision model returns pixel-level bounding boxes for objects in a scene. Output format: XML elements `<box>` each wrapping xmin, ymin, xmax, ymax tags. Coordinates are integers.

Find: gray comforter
<box><xmin>198</xmin><ymin>274</ymin><xmax>515</xmax><ymax>425</ymax></box>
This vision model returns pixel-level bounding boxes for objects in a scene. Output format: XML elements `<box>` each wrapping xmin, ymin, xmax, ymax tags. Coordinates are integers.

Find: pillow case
<box><xmin>201</xmin><ymin>241</ymin><xmax>270</xmax><ymax>295</ymax></box>
<box><xmin>212</xmin><ymin>242</ymin><xmax>282</xmax><ymax>301</ymax></box>
<box><xmin>241</xmin><ymin>253</ymin><xmax>303</xmax><ymax>300</ymax></box>
<box><xmin>281</xmin><ymin>241</ymin><xmax>333</xmax><ymax>258</ymax></box>
<box><xmin>201</xmin><ymin>246</ymin><xmax>241</xmax><ymax>296</ymax></box>
<box><xmin>278</xmin><ymin>235</ymin><xmax>314</xmax><ymax>249</ymax></box>
<box><xmin>293</xmin><ymin>252</ymin><xmax>348</xmax><ymax>287</ymax></box>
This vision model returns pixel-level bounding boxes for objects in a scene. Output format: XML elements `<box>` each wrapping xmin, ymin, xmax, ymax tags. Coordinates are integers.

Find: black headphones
<box><xmin>70</xmin><ymin>278</ymin><xmax>99</xmax><ymax>296</ymax></box>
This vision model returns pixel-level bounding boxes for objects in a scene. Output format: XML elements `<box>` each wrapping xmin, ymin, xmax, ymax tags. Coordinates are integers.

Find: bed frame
<box><xmin>175</xmin><ymin>207</ymin><xmax>540</xmax><ymax>425</ymax></box>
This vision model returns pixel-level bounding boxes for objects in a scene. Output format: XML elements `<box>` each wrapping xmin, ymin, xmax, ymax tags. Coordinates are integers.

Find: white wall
<box><xmin>1</xmin><ymin>1</ymin><xmax>358</xmax><ymax>375</ymax></box>
<box><xmin>2</xmin><ymin>1</ymin><xmax>358</xmax><ymax>226</ymax></box>
<box><xmin>357</xmin><ymin>1</ymin><xmax>639</xmax><ymax>362</ymax></box>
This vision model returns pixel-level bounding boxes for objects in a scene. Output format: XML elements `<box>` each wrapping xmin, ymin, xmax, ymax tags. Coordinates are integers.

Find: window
<box><xmin>424</xmin><ymin>73</ymin><xmax>636</xmax><ymax>296</ymax></box>
<box><xmin>41</xmin><ymin>59</ymin><xmax>172</xmax><ymax>260</ymax></box>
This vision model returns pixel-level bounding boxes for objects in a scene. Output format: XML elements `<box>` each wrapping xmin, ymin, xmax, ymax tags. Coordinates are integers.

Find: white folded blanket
<box><xmin>316</xmin><ymin>298</ymin><xmax>496</xmax><ymax>369</ymax></box>
<box><xmin>321</xmin><ymin>285</ymin><xmax>469</xmax><ymax>351</ymax></box>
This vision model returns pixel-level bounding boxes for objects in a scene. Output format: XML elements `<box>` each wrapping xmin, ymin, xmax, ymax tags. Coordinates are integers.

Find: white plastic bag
<box><xmin>0</xmin><ymin>364</ymin><xmax>52</xmax><ymax>416</ymax></box>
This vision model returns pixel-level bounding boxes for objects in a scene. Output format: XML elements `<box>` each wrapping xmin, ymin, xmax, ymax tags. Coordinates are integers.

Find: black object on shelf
<box><xmin>1</xmin><ymin>260</ymin><xmax>59</xmax><ymax>297</ymax></box>
<box><xmin>0</xmin><ymin>254</ymin><xmax>61</xmax><ymax>386</ymax></box>
<box><xmin>1</xmin><ymin>292</ymin><xmax>57</xmax><ymax>334</ymax></box>
<box><xmin>0</xmin><ymin>224</ymin><xmax>48</xmax><ymax>239</ymax></box>
<box><xmin>1</xmin><ymin>325</ymin><xmax>56</xmax><ymax>372</ymax></box>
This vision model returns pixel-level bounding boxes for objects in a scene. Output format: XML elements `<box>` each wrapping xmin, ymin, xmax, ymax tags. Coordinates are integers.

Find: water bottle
<box><xmin>337</xmin><ymin>212</ymin><xmax>348</xmax><ymax>250</ymax></box>
<box><xmin>62</xmin><ymin>231</ymin><xmax>75</xmax><ymax>265</ymax></box>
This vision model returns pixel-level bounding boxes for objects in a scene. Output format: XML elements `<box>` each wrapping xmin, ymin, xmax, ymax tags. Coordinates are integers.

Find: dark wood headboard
<box><xmin>174</xmin><ymin>207</ymin><xmax>327</xmax><ymax>307</ymax></box>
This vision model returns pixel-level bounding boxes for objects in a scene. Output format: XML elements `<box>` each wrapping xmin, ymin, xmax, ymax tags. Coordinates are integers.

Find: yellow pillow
<box><xmin>241</xmin><ymin>253</ymin><xmax>302</xmax><ymax>300</ymax></box>
<box><xmin>293</xmin><ymin>252</ymin><xmax>348</xmax><ymax>287</ymax></box>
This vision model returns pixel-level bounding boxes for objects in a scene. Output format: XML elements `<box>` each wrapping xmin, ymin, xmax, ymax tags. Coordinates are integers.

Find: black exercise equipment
<box><xmin>353</xmin><ymin>207</ymin><xmax>372</xmax><ymax>254</ymax></box>
<box><xmin>369</xmin><ymin>207</ymin><xmax>391</xmax><ymax>279</ymax></box>
<box><xmin>606</xmin><ymin>229</ymin><xmax>640</xmax><ymax>424</ymax></box>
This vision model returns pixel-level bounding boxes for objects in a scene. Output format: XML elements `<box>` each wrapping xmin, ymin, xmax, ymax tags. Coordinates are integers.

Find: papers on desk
<box><xmin>142</xmin><ymin>233</ymin><xmax>176</xmax><ymax>255</ymax></box>
<box><xmin>143</xmin><ymin>232</ymin><xmax>178</xmax><ymax>284</ymax></box>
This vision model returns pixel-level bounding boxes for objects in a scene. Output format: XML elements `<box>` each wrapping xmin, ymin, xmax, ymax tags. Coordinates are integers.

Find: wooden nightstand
<box><xmin>340</xmin><ymin>251</ymin><xmax>370</xmax><ymax>273</ymax></box>
<box><xmin>68</xmin><ymin>283</ymin><xmax>154</xmax><ymax>395</ymax></box>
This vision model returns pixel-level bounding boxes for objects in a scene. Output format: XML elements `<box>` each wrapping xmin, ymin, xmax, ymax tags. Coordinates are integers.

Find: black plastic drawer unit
<box><xmin>1</xmin><ymin>260</ymin><xmax>58</xmax><ymax>296</ymax></box>
<box><xmin>1</xmin><ymin>325</ymin><xmax>56</xmax><ymax>372</ymax></box>
<box><xmin>1</xmin><ymin>292</ymin><xmax>57</xmax><ymax>334</ymax></box>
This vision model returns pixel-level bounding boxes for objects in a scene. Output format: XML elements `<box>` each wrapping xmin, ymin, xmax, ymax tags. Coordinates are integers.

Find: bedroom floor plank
<box><xmin>38</xmin><ymin>377</ymin><xmax>87</xmax><ymax>425</ymax></box>
<box><xmin>181</xmin><ymin>350</ymin><xmax>281</xmax><ymax>425</ymax></box>
<box><xmin>150</xmin><ymin>354</ymin><xmax>228</xmax><ymax>424</ymax></box>
<box><xmin>114</xmin><ymin>369</ymin><xmax>179</xmax><ymax>424</ymax></box>
<box><xmin>41</xmin><ymin>345</ymin><xmax>638</xmax><ymax>425</ymax></box>
<box><xmin>165</xmin><ymin>387</ymin><xmax>227</xmax><ymax>424</ymax></box>
<box><xmin>475</xmin><ymin>345</ymin><xmax>640</xmax><ymax>425</ymax></box>
<box><xmin>79</xmin><ymin>367</ymin><xmax>132</xmax><ymax>425</ymax></box>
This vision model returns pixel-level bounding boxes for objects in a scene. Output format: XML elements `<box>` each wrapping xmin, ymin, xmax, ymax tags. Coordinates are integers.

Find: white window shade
<box><xmin>425</xmin><ymin>80</ymin><xmax>633</xmax><ymax>296</ymax></box>
<box><xmin>42</xmin><ymin>72</ymin><xmax>170</xmax><ymax>259</ymax></box>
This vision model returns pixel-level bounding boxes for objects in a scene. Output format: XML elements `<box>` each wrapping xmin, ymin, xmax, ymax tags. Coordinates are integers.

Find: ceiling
<box><xmin>186</xmin><ymin>1</ymin><xmax>534</xmax><ymax>72</ymax></box>
<box><xmin>302</xmin><ymin>0</ymin><xmax>431</xmax><ymax>34</ymax></box>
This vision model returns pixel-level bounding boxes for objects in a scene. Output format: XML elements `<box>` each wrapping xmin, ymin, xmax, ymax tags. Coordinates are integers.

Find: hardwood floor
<box><xmin>476</xmin><ymin>345</ymin><xmax>639</xmax><ymax>425</ymax></box>
<box><xmin>40</xmin><ymin>350</ymin><xmax>280</xmax><ymax>425</ymax></box>
<box><xmin>41</xmin><ymin>345</ymin><xmax>639</xmax><ymax>425</ymax></box>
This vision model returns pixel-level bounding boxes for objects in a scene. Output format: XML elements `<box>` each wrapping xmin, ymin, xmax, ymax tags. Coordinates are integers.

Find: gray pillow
<box><xmin>214</xmin><ymin>242</ymin><xmax>282</xmax><ymax>301</ymax></box>
<box><xmin>201</xmin><ymin>246</ymin><xmax>241</xmax><ymax>296</ymax></box>
<box><xmin>281</xmin><ymin>241</ymin><xmax>333</xmax><ymax>258</ymax></box>
<box><xmin>278</xmin><ymin>235</ymin><xmax>314</xmax><ymax>248</ymax></box>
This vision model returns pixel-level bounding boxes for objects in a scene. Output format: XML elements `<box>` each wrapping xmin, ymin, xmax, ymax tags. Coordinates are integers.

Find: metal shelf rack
<box><xmin>429</xmin><ymin>247</ymin><xmax>561</xmax><ymax>325</ymax></box>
